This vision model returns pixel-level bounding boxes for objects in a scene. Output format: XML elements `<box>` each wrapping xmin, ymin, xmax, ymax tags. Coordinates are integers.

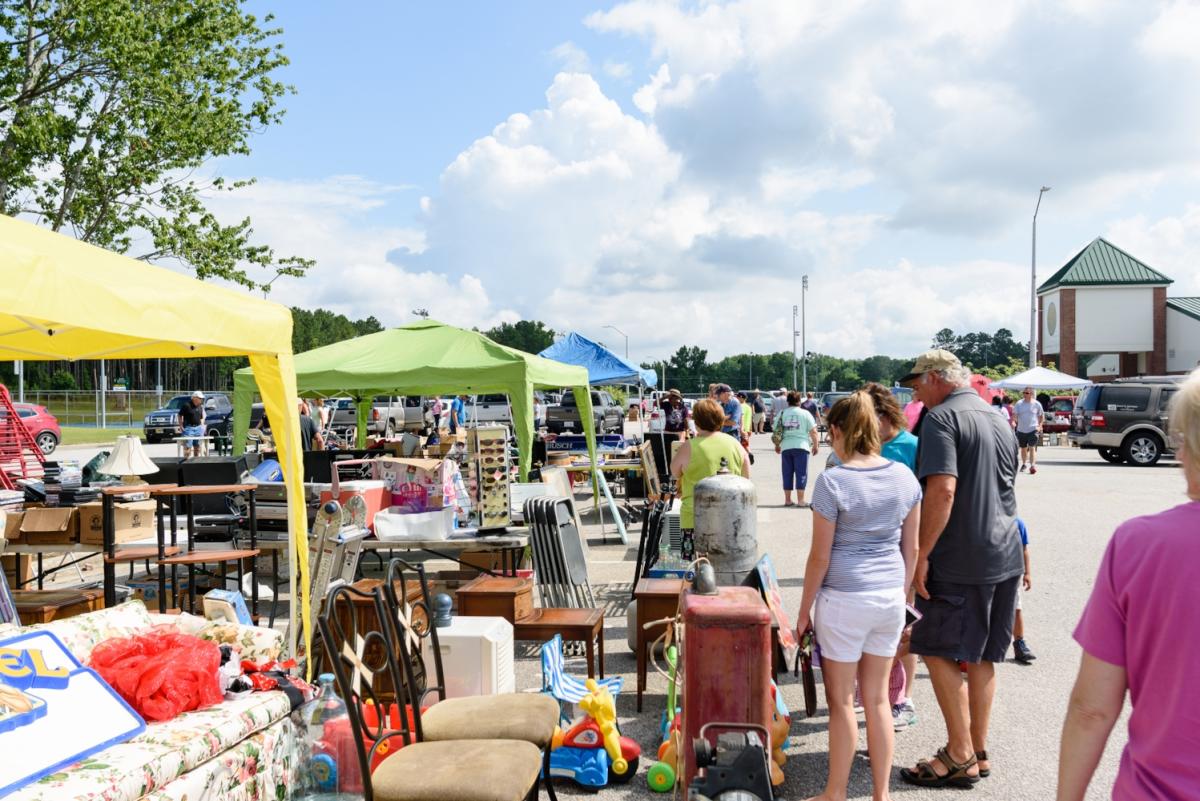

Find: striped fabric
<box><xmin>811</xmin><ymin>461</ymin><xmax>922</xmax><ymax>593</ymax></box>
<box><xmin>540</xmin><ymin>634</ymin><xmax>623</xmax><ymax>713</ymax></box>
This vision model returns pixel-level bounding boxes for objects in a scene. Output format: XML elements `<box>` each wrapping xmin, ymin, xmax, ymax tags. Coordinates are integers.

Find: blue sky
<box><xmin>215</xmin><ymin>1</ymin><xmax>1200</xmax><ymax>363</ymax></box>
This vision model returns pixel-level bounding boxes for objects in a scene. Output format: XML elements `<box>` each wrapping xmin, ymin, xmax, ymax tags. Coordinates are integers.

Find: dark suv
<box><xmin>143</xmin><ymin>393</ymin><xmax>233</xmax><ymax>444</ymax></box>
<box><xmin>1069</xmin><ymin>377</ymin><xmax>1182</xmax><ymax>466</ymax></box>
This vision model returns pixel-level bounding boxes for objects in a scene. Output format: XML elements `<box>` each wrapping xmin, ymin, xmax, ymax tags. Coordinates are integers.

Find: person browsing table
<box><xmin>671</xmin><ymin>398</ymin><xmax>750</xmax><ymax>561</ymax></box>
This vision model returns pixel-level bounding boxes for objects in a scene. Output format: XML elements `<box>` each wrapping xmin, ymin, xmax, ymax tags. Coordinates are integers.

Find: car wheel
<box><xmin>1121</xmin><ymin>433</ymin><xmax>1163</xmax><ymax>466</ymax></box>
<box><xmin>1098</xmin><ymin>447</ymin><xmax>1124</xmax><ymax>464</ymax></box>
<box><xmin>145</xmin><ymin>434</ymin><xmax>159</xmax><ymax>444</ymax></box>
<box><xmin>36</xmin><ymin>431</ymin><xmax>58</xmax><ymax>455</ymax></box>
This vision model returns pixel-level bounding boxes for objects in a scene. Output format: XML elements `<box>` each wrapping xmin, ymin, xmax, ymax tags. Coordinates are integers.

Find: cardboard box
<box><xmin>77</xmin><ymin>500</ymin><xmax>159</xmax><ymax>546</ymax></box>
<box><xmin>3</xmin><ymin>510</ymin><xmax>24</xmax><ymax>543</ymax></box>
<box><xmin>19</xmin><ymin>507</ymin><xmax>78</xmax><ymax>544</ymax></box>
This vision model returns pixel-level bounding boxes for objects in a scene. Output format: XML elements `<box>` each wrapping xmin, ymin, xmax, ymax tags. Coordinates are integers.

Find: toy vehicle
<box><xmin>648</xmin><ymin>645</ymin><xmax>683</xmax><ymax>792</ymax></box>
<box><xmin>547</xmin><ymin>678</ymin><xmax>641</xmax><ymax>789</ymax></box>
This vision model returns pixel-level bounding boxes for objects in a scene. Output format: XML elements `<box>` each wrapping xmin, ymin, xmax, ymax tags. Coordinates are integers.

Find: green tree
<box><xmin>291</xmin><ymin>307</ymin><xmax>384</xmax><ymax>353</ymax></box>
<box><xmin>0</xmin><ymin>0</ymin><xmax>310</xmax><ymax>290</ymax></box>
<box><xmin>483</xmin><ymin>320</ymin><xmax>556</xmax><ymax>354</ymax></box>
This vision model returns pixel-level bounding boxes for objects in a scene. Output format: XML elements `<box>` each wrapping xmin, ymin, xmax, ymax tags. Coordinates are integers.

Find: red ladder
<box><xmin>0</xmin><ymin>384</ymin><xmax>46</xmax><ymax>490</ymax></box>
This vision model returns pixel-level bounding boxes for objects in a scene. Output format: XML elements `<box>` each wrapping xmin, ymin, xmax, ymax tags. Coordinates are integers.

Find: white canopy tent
<box><xmin>990</xmin><ymin>366</ymin><xmax>1092</xmax><ymax>391</ymax></box>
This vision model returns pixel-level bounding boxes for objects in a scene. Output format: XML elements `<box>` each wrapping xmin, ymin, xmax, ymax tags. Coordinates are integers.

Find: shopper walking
<box><xmin>430</xmin><ymin>396</ymin><xmax>444</xmax><ymax>430</ymax></box>
<box><xmin>795</xmin><ymin>391</ymin><xmax>921</xmax><ymax>801</ymax></box>
<box><xmin>449</xmin><ymin>394</ymin><xmax>467</xmax><ymax>434</ymax></box>
<box><xmin>899</xmin><ymin>350</ymin><xmax>1021</xmax><ymax>788</ymax></box>
<box><xmin>716</xmin><ymin>384</ymin><xmax>742</xmax><ymax>438</ymax></box>
<box><xmin>1057</xmin><ymin>367</ymin><xmax>1200</xmax><ymax>801</ymax></box>
<box><xmin>661</xmin><ymin>389</ymin><xmax>689</xmax><ymax>439</ymax></box>
<box><xmin>671</xmin><ymin>398</ymin><xmax>750</xmax><ymax>560</ymax></box>
<box><xmin>772</xmin><ymin>387</ymin><xmax>789</xmax><ymax>421</ymax></box>
<box><xmin>1013</xmin><ymin>387</ymin><xmax>1044</xmax><ymax>474</ymax></box>
<box><xmin>298</xmin><ymin>400</ymin><xmax>324</xmax><ymax>452</ymax></box>
<box><xmin>737</xmin><ymin>392</ymin><xmax>753</xmax><ymax>439</ymax></box>
<box><xmin>801</xmin><ymin>391</ymin><xmax>821</xmax><ymax>422</ymax></box>
<box><xmin>751</xmin><ymin>391</ymin><xmax>767</xmax><ymax>433</ymax></box>
<box><xmin>178</xmin><ymin>390</ymin><xmax>207</xmax><ymax>458</ymax></box>
<box><xmin>774</xmin><ymin>391</ymin><xmax>818</xmax><ymax>507</ymax></box>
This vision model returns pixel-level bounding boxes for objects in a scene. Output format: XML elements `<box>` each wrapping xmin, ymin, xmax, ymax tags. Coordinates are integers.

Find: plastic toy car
<box><xmin>547</xmin><ymin>678</ymin><xmax>641</xmax><ymax>789</ymax></box>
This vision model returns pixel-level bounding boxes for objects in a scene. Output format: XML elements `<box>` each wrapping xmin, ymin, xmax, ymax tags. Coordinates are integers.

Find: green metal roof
<box><xmin>1167</xmin><ymin>297</ymin><xmax>1200</xmax><ymax>323</ymax></box>
<box><xmin>1038</xmin><ymin>237</ymin><xmax>1173</xmax><ymax>293</ymax></box>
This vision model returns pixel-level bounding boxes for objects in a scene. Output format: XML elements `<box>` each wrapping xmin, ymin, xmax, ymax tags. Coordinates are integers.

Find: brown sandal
<box><xmin>900</xmin><ymin>746</ymin><xmax>981</xmax><ymax>788</ymax></box>
<box><xmin>976</xmin><ymin>750</ymin><xmax>990</xmax><ymax>778</ymax></box>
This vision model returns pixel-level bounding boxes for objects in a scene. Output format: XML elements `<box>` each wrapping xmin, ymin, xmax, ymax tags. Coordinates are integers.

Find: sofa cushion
<box><xmin>29</xmin><ymin>599</ymin><xmax>153</xmax><ymax>662</ymax></box>
<box><xmin>8</xmin><ymin>691</ymin><xmax>292</xmax><ymax>801</ymax></box>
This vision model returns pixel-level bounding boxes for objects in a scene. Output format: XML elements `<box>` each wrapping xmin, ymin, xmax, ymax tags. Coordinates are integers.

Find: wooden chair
<box><xmin>319</xmin><ymin>583</ymin><xmax>544</xmax><ymax>801</ymax></box>
<box><xmin>380</xmin><ymin>558</ymin><xmax>560</xmax><ymax>800</ymax></box>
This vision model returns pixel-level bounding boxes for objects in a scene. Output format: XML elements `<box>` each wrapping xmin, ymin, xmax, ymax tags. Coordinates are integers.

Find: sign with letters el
<box><xmin>0</xmin><ymin>630</ymin><xmax>145</xmax><ymax>796</ymax></box>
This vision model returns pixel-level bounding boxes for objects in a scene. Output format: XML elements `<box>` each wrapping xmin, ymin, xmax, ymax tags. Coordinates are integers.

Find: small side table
<box><xmin>634</xmin><ymin>577</ymin><xmax>685</xmax><ymax>712</ymax></box>
<box><xmin>13</xmin><ymin>588</ymin><xmax>105</xmax><ymax>625</ymax></box>
<box><xmin>513</xmin><ymin>608</ymin><xmax>605</xmax><ymax>678</ymax></box>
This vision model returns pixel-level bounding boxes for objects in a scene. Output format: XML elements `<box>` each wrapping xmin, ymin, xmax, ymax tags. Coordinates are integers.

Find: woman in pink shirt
<box><xmin>1058</xmin><ymin>368</ymin><xmax>1200</xmax><ymax>800</ymax></box>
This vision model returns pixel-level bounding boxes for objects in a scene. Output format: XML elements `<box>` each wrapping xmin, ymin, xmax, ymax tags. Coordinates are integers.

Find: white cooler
<box><xmin>422</xmin><ymin>615</ymin><xmax>515</xmax><ymax>698</ymax></box>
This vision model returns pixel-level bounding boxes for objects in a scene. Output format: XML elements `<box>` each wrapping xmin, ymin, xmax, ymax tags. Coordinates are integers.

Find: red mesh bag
<box><xmin>88</xmin><ymin>626</ymin><xmax>224</xmax><ymax>721</ymax></box>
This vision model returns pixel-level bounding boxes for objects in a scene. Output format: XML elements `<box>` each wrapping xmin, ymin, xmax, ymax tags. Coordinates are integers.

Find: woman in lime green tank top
<box><xmin>670</xmin><ymin>398</ymin><xmax>751</xmax><ymax>558</ymax></box>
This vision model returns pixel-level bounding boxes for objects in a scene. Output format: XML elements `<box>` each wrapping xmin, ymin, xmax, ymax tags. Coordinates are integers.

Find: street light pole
<box><xmin>802</xmin><ymin>275</ymin><xmax>809</xmax><ymax>394</ymax></box>
<box><xmin>792</xmin><ymin>305</ymin><xmax>799</xmax><ymax>390</ymax></box>
<box><xmin>748</xmin><ymin>353</ymin><xmax>754</xmax><ymax>388</ymax></box>
<box><xmin>1031</xmin><ymin>186</ymin><xmax>1051</xmax><ymax>368</ymax></box>
<box><xmin>602</xmin><ymin>324</ymin><xmax>628</xmax><ymax>359</ymax></box>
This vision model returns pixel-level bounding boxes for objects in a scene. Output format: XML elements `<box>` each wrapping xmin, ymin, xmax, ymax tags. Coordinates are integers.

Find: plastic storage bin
<box><xmin>373</xmin><ymin>506</ymin><xmax>455</xmax><ymax>541</ymax></box>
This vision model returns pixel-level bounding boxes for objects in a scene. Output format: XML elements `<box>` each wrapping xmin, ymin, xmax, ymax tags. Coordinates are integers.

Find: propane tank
<box><xmin>692</xmin><ymin>459</ymin><xmax>758</xmax><ymax>585</ymax></box>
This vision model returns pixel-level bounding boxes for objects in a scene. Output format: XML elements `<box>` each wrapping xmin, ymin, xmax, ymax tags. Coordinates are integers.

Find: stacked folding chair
<box><xmin>524</xmin><ymin>496</ymin><xmax>596</xmax><ymax>610</ymax></box>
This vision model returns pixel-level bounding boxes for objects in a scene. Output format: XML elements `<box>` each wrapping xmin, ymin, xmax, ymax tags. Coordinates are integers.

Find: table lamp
<box><xmin>99</xmin><ymin>435</ymin><xmax>159</xmax><ymax>487</ymax></box>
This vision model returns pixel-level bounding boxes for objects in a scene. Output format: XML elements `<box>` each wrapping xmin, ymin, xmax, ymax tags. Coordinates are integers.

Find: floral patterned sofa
<box><xmin>0</xmin><ymin>600</ymin><xmax>300</xmax><ymax>801</ymax></box>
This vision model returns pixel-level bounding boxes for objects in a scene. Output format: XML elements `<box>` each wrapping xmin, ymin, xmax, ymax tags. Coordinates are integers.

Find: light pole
<box><xmin>603</xmin><ymin>325</ymin><xmax>628</xmax><ymax>359</ymax></box>
<box><xmin>792</xmin><ymin>305</ymin><xmax>799</xmax><ymax>390</ymax></box>
<box><xmin>1031</xmin><ymin>187</ymin><xmax>1051</xmax><ymax>368</ymax></box>
<box><xmin>802</xmin><ymin>275</ymin><xmax>809</xmax><ymax>394</ymax></box>
<box><xmin>748</xmin><ymin>352</ymin><xmax>754</xmax><ymax>388</ymax></box>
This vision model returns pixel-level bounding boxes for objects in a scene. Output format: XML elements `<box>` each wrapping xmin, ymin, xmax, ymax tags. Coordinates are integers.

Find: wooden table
<box><xmin>634</xmin><ymin>577</ymin><xmax>685</xmax><ymax>711</ymax></box>
<box><xmin>513</xmin><ymin>607</ymin><xmax>605</xmax><ymax>678</ymax></box>
<box><xmin>12</xmin><ymin>587</ymin><xmax>105</xmax><ymax>624</ymax></box>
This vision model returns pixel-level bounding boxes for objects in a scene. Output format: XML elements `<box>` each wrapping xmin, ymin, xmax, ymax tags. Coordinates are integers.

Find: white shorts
<box><xmin>814</xmin><ymin>586</ymin><xmax>906</xmax><ymax>663</ymax></box>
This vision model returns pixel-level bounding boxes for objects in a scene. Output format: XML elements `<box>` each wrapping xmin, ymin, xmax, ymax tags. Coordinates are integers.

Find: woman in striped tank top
<box><xmin>795</xmin><ymin>391</ymin><xmax>922</xmax><ymax>801</ymax></box>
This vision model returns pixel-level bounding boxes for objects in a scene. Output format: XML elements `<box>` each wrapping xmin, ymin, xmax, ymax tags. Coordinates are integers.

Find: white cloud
<box><xmin>1105</xmin><ymin>206</ymin><xmax>1200</xmax><ymax>295</ymax></box>
<box><xmin>549</xmin><ymin>40</ymin><xmax>591</xmax><ymax>73</ymax></box>
<box><xmin>602</xmin><ymin>60</ymin><xmax>632</xmax><ymax>79</ymax></box>
<box><xmin>211</xmin><ymin>1</ymin><xmax>1200</xmax><ymax>363</ymax></box>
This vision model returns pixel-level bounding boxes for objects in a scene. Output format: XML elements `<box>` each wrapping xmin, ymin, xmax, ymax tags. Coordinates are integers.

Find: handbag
<box><xmin>794</xmin><ymin>628</ymin><xmax>818</xmax><ymax>717</ymax></box>
<box><xmin>771</xmin><ymin>413</ymin><xmax>785</xmax><ymax>447</ymax></box>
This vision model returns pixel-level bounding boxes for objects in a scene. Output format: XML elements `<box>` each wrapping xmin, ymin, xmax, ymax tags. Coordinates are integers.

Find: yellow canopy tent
<box><xmin>0</xmin><ymin>213</ymin><xmax>310</xmax><ymax>657</ymax></box>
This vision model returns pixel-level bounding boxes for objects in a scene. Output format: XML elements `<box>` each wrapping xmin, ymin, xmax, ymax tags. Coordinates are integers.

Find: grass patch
<box><xmin>59</xmin><ymin>427</ymin><xmax>143</xmax><ymax>447</ymax></box>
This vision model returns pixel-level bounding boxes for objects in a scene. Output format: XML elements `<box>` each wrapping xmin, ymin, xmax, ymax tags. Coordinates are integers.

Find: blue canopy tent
<box><xmin>539</xmin><ymin>332</ymin><xmax>658</xmax><ymax>387</ymax></box>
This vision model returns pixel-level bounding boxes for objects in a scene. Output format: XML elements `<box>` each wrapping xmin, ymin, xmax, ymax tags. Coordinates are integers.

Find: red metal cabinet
<box><xmin>680</xmin><ymin>585</ymin><xmax>773</xmax><ymax>787</ymax></box>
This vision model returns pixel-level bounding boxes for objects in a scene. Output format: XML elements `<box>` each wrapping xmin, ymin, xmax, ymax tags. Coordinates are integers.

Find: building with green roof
<box><xmin>1037</xmin><ymin>238</ymin><xmax>1197</xmax><ymax>377</ymax></box>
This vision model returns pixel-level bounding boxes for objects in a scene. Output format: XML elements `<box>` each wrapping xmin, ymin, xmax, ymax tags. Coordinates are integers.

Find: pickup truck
<box><xmin>143</xmin><ymin>393</ymin><xmax>232</xmax><ymax>443</ymax></box>
<box><xmin>546</xmin><ymin>389</ymin><xmax>623</xmax><ymax>435</ymax></box>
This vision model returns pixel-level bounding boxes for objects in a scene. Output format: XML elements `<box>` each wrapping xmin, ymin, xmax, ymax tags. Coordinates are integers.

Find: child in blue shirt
<box><xmin>1013</xmin><ymin>518</ymin><xmax>1036</xmax><ymax>664</ymax></box>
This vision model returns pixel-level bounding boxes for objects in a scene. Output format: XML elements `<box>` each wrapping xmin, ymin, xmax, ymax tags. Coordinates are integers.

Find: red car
<box><xmin>13</xmin><ymin>403</ymin><xmax>61</xmax><ymax>454</ymax></box>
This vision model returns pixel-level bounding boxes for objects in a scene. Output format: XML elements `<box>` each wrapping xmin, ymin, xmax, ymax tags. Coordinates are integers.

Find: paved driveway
<box><xmin>524</xmin><ymin>436</ymin><xmax>1182</xmax><ymax>800</ymax></box>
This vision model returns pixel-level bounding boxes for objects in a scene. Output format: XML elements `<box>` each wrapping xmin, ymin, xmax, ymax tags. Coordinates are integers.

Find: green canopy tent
<box><xmin>231</xmin><ymin>319</ymin><xmax>597</xmax><ymax>482</ymax></box>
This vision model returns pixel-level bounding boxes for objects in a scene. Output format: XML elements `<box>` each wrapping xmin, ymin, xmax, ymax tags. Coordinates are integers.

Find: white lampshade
<box><xmin>100</xmin><ymin>436</ymin><xmax>160</xmax><ymax>480</ymax></box>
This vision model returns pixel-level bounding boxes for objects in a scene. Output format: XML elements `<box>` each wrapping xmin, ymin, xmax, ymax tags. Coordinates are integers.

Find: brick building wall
<box><xmin>1059</xmin><ymin>288</ymin><xmax>1077</xmax><ymax>376</ymax></box>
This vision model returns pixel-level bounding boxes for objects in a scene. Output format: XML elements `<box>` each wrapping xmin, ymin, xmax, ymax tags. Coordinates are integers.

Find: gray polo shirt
<box><xmin>917</xmin><ymin>387</ymin><xmax>1023</xmax><ymax>585</ymax></box>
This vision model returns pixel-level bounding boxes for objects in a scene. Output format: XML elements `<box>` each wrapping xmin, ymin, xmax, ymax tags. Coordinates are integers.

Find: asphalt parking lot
<box><xmin>518</xmin><ymin>436</ymin><xmax>1185</xmax><ymax>801</ymax></box>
